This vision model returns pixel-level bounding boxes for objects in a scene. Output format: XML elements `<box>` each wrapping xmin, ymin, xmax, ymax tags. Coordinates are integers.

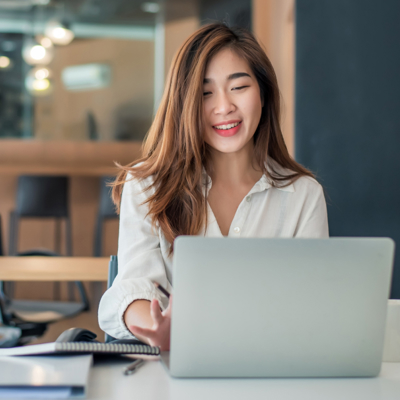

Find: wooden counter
<box><xmin>0</xmin><ymin>140</ymin><xmax>142</xmax><ymax>176</ymax></box>
<box><xmin>0</xmin><ymin>257</ymin><xmax>109</xmax><ymax>281</ymax></box>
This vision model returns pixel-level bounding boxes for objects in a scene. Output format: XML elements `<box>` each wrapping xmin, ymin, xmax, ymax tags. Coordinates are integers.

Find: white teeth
<box><xmin>214</xmin><ymin>121</ymin><xmax>240</xmax><ymax>130</ymax></box>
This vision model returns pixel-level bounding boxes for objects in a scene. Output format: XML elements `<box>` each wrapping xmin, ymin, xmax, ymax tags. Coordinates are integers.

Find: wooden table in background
<box><xmin>0</xmin><ymin>140</ymin><xmax>142</xmax><ymax>176</ymax></box>
<box><xmin>0</xmin><ymin>257</ymin><xmax>109</xmax><ymax>281</ymax></box>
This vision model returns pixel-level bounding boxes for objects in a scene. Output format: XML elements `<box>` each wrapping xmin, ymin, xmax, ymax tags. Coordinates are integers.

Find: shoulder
<box><xmin>292</xmin><ymin>175</ymin><xmax>323</xmax><ymax>196</ymax></box>
<box><xmin>123</xmin><ymin>162</ymin><xmax>155</xmax><ymax>198</ymax></box>
<box><xmin>289</xmin><ymin>176</ymin><xmax>325</xmax><ymax>211</ymax></box>
<box><xmin>267</xmin><ymin>158</ymin><xmax>323</xmax><ymax>196</ymax></box>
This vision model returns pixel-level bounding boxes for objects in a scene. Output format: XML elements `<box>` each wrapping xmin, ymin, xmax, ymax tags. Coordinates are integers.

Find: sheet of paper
<box><xmin>0</xmin><ymin>354</ymin><xmax>92</xmax><ymax>398</ymax></box>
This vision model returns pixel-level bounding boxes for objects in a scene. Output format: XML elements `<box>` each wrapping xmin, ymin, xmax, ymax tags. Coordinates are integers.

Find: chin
<box><xmin>209</xmin><ymin>141</ymin><xmax>248</xmax><ymax>154</ymax></box>
<box><xmin>206</xmin><ymin>134</ymin><xmax>250</xmax><ymax>154</ymax></box>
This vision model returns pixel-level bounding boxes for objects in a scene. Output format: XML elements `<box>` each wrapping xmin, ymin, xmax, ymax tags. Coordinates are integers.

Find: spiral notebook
<box><xmin>0</xmin><ymin>341</ymin><xmax>160</xmax><ymax>357</ymax></box>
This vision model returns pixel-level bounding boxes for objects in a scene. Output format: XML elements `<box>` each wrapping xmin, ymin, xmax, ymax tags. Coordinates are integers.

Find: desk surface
<box><xmin>86</xmin><ymin>359</ymin><xmax>400</xmax><ymax>400</ymax></box>
<box><xmin>0</xmin><ymin>257</ymin><xmax>109</xmax><ymax>281</ymax></box>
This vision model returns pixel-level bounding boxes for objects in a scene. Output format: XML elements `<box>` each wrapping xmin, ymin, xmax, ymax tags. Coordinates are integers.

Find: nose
<box><xmin>213</xmin><ymin>91</ymin><xmax>236</xmax><ymax>115</ymax></box>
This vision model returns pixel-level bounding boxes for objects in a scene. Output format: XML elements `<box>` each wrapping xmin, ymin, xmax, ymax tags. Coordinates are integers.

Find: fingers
<box><xmin>150</xmin><ymin>298</ymin><xmax>163</xmax><ymax>325</ymax></box>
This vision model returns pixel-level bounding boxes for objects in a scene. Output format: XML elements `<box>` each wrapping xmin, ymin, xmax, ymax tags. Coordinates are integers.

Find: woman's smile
<box><xmin>212</xmin><ymin>120</ymin><xmax>243</xmax><ymax>137</ymax></box>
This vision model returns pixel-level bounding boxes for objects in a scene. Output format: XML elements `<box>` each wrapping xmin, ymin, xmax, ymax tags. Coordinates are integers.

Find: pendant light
<box><xmin>22</xmin><ymin>38</ymin><xmax>54</xmax><ymax>65</ymax></box>
<box><xmin>0</xmin><ymin>56</ymin><xmax>12</xmax><ymax>69</ymax></box>
<box><xmin>45</xmin><ymin>20</ymin><xmax>74</xmax><ymax>46</ymax></box>
<box><xmin>25</xmin><ymin>66</ymin><xmax>54</xmax><ymax>96</ymax></box>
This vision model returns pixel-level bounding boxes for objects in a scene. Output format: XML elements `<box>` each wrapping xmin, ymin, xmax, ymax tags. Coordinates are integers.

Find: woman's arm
<box><xmin>124</xmin><ymin>300</ymin><xmax>153</xmax><ymax>344</ymax></box>
<box><xmin>98</xmin><ymin>172</ymin><xmax>171</xmax><ymax>341</ymax></box>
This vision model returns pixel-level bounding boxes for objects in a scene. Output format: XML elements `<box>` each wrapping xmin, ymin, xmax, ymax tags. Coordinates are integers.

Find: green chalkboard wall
<box><xmin>295</xmin><ymin>0</ymin><xmax>400</xmax><ymax>298</ymax></box>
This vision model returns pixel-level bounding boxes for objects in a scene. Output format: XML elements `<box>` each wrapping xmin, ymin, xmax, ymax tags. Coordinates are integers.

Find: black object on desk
<box><xmin>56</xmin><ymin>327</ymin><xmax>98</xmax><ymax>343</ymax></box>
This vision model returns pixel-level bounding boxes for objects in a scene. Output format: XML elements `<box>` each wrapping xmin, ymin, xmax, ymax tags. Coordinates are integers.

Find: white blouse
<box><xmin>98</xmin><ymin>162</ymin><xmax>329</xmax><ymax>339</ymax></box>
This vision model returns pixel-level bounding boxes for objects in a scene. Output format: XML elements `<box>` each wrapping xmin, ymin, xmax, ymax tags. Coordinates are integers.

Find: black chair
<box><xmin>0</xmin><ymin>214</ymin><xmax>48</xmax><ymax>345</ymax></box>
<box><xmin>4</xmin><ymin>175</ymin><xmax>89</xmax><ymax>325</ymax></box>
<box><xmin>0</xmin><ymin>214</ymin><xmax>3</xmax><ymax>257</ymax></box>
<box><xmin>105</xmin><ymin>255</ymin><xmax>118</xmax><ymax>343</ymax></box>
<box><xmin>93</xmin><ymin>176</ymin><xmax>118</xmax><ymax>257</ymax></box>
<box><xmin>0</xmin><ymin>214</ymin><xmax>4</xmax><ymax>303</ymax></box>
<box><xmin>9</xmin><ymin>176</ymin><xmax>72</xmax><ymax>256</ymax></box>
<box><xmin>91</xmin><ymin>176</ymin><xmax>118</xmax><ymax>304</ymax></box>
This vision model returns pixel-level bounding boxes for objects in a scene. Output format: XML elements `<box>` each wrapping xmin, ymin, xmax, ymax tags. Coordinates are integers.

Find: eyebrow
<box><xmin>203</xmin><ymin>72</ymin><xmax>251</xmax><ymax>84</ymax></box>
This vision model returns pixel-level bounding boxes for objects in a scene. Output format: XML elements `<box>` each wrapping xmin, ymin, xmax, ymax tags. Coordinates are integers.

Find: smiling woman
<box><xmin>98</xmin><ymin>23</ymin><xmax>329</xmax><ymax>349</ymax></box>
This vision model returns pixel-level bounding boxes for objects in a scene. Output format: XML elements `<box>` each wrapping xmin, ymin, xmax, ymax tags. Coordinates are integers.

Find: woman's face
<box><xmin>202</xmin><ymin>48</ymin><xmax>263</xmax><ymax>155</ymax></box>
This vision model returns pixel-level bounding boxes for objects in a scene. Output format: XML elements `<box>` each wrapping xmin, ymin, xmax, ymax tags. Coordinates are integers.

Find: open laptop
<box><xmin>160</xmin><ymin>237</ymin><xmax>395</xmax><ymax>378</ymax></box>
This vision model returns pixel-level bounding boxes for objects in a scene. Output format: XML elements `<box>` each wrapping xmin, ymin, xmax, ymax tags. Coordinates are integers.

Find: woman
<box><xmin>98</xmin><ymin>23</ymin><xmax>329</xmax><ymax>350</ymax></box>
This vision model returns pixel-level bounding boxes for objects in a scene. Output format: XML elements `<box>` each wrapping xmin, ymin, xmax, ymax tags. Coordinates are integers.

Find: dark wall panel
<box><xmin>295</xmin><ymin>0</ymin><xmax>400</xmax><ymax>297</ymax></box>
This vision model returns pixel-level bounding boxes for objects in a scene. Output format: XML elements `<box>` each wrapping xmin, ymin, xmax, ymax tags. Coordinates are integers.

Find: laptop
<box><xmin>160</xmin><ymin>237</ymin><xmax>395</xmax><ymax>378</ymax></box>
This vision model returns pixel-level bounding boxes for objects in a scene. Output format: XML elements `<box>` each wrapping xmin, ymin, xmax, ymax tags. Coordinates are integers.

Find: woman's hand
<box><xmin>129</xmin><ymin>295</ymin><xmax>172</xmax><ymax>351</ymax></box>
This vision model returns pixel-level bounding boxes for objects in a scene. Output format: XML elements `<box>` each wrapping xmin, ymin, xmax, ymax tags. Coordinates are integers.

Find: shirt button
<box><xmin>233</xmin><ymin>227</ymin><xmax>240</xmax><ymax>233</ymax></box>
<box><xmin>246</xmin><ymin>195</ymin><xmax>251</xmax><ymax>202</ymax></box>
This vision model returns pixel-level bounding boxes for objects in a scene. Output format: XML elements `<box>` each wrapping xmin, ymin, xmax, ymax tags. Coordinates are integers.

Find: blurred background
<box><xmin>0</xmin><ymin>0</ymin><xmax>399</xmax><ymax>342</ymax></box>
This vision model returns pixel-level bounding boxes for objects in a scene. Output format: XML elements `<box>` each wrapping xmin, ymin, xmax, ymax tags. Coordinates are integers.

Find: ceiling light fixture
<box><xmin>34</xmin><ymin>67</ymin><xmax>50</xmax><ymax>80</ymax></box>
<box><xmin>45</xmin><ymin>21</ymin><xmax>74</xmax><ymax>45</ymax></box>
<box><xmin>25</xmin><ymin>66</ymin><xmax>53</xmax><ymax>96</ymax></box>
<box><xmin>22</xmin><ymin>39</ymin><xmax>54</xmax><ymax>65</ymax></box>
<box><xmin>35</xmin><ymin>35</ymin><xmax>53</xmax><ymax>49</ymax></box>
<box><xmin>0</xmin><ymin>56</ymin><xmax>12</xmax><ymax>69</ymax></box>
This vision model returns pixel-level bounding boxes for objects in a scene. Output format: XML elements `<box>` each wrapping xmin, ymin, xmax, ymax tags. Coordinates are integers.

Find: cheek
<box><xmin>242</xmin><ymin>94</ymin><xmax>262</xmax><ymax>127</ymax></box>
<box><xmin>203</xmin><ymin>102</ymin><xmax>212</xmax><ymax>123</ymax></box>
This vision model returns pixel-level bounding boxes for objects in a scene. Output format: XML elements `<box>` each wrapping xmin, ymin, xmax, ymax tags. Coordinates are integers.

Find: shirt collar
<box><xmin>256</xmin><ymin>174</ymin><xmax>295</xmax><ymax>193</ymax></box>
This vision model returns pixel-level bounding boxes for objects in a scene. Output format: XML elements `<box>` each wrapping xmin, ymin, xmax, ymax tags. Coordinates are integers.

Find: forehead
<box><xmin>204</xmin><ymin>48</ymin><xmax>252</xmax><ymax>79</ymax></box>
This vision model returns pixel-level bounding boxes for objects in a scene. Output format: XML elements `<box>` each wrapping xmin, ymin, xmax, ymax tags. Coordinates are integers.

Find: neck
<box><xmin>208</xmin><ymin>140</ymin><xmax>262</xmax><ymax>186</ymax></box>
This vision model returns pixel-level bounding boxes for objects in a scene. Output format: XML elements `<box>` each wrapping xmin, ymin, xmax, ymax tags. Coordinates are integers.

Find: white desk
<box><xmin>86</xmin><ymin>358</ymin><xmax>400</xmax><ymax>400</ymax></box>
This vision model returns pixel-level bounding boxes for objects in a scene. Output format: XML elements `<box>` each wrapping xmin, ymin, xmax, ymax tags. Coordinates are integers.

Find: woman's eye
<box><xmin>203</xmin><ymin>91</ymin><xmax>211</xmax><ymax>96</ymax></box>
<box><xmin>232</xmin><ymin>86</ymin><xmax>249</xmax><ymax>91</ymax></box>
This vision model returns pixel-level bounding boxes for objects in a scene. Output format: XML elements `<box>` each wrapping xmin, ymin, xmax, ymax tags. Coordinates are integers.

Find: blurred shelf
<box><xmin>0</xmin><ymin>139</ymin><xmax>142</xmax><ymax>176</ymax></box>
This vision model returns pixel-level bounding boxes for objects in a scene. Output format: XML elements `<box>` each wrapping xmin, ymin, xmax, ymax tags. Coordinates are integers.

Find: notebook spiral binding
<box><xmin>57</xmin><ymin>342</ymin><xmax>160</xmax><ymax>356</ymax></box>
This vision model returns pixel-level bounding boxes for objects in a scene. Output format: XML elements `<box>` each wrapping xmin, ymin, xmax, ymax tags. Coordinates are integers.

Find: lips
<box><xmin>212</xmin><ymin>121</ymin><xmax>242</xmax><ymax>137</ymax></box>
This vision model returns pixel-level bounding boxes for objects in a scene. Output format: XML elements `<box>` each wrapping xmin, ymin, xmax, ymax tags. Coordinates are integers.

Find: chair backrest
<box><xmin>0</xmin><ymin>214</ymin><xmax>4</xmax><ymax>305</ymax></box>
<box><xmin>10</xmin><ymin>176</ymin><xmax>72</xmax><ymax>256</ymax></box>
<box><xmin>107</xmin><ymin>255</ymin><xmax>118</xmax><ymax>289</ymax></box>
<box><xmin>16</xmin><ymin>176</ymin><xmax>69</xmax><ymax>218</ymax></box>
<box><xmin>93</xmin><ymin>177</ymin><xmax>118</xmax><ymax>257</ymax></box>
<box><xmin>0</xmin><ymin>214</ymin><xmax>3</xmax><ymax>256</ymax></box>
<box><xmin>105</xmin><ymin>255</ymin><xmax>118</xmax><ymax>343</ymax></box>
<box><xmin>98</xmin><ymin>176</ymin><xmax>117</xmax><ymax>219</ymax></box>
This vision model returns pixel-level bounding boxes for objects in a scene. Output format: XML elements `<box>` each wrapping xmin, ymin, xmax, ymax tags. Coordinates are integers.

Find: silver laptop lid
<box><xmin>169</xmin><ymin>237</ymin><xmax>395</xmax><ymax>378</ymax></box>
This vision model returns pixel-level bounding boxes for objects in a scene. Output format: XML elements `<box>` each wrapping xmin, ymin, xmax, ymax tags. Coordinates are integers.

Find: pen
<box><xmin>123</xmin><ymin>358</ymin><xmax>145</xmax><ymax>375</ymax></box>
<box><xmin>153</xmin><ymin>282</ymin><xmax>171</xmax><ymax>299</ymax></box>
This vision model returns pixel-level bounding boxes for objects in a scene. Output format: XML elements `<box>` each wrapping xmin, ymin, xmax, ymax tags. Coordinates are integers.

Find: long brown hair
<box><xmin>113</xmin><ymin>22</ymin><xmax>314</xmax><ymax>247</ymax></box>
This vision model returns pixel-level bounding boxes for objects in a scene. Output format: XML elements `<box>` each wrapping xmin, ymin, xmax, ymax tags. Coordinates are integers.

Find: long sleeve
<box><xmin>98</xmin><ymin>173</ymin><xmax>170</xmax><ymax>339</ymax></box>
